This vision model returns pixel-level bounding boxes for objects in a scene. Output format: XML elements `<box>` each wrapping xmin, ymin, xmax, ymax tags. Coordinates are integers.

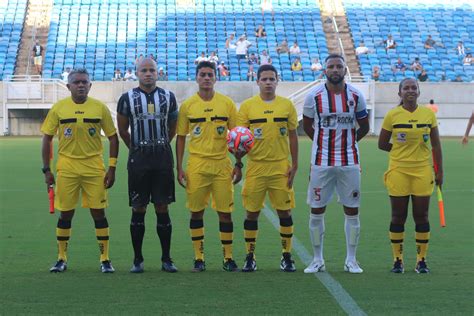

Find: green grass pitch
<box><xmin>0</xmin><ymin>137</ymin><xmax>472</xmax><ymax>315</ymax></box>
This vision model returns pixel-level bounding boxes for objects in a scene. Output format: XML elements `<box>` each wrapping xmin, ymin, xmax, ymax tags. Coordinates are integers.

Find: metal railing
<box><xmin>2</xmin><ymin>75</ymin><xmax>69</xmax><ymax>135</ymax></box>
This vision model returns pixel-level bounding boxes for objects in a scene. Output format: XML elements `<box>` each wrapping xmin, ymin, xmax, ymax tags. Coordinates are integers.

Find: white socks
<box><xmin>344</xmin><ymin>214</ymin><xmax>360</xmax><ymax>262</ymax></box>
<box><xmin>309</xmin><ymin>213</ymin><xmax>325</xmax><ymax>262</ymax></box>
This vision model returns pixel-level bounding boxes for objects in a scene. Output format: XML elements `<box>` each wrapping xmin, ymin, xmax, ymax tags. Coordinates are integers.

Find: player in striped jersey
<box><xmin>117</xmin><ymin>58</ymin><xmax>178</xmax><ymax>273</ymax></box>
<box><xmin>302</xmin><ymin>54</ymin><xmax>370</xmax><ymax>274</ymax></box>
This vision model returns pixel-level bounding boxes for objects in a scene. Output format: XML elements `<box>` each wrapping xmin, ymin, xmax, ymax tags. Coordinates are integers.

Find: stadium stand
<box><xmin>0</xmin><ymin>0</ymin><xmax>27</xmax><ymax>80</ymax></box>
<box><xmin>345</xmin><ymin>0</ymin><xmax>474</xmax><ymax>82</ymax></box>
<box><xmin>42</xmin><ymin>0</ymin><xmax>327</xmax><ymax>81</ymax></box>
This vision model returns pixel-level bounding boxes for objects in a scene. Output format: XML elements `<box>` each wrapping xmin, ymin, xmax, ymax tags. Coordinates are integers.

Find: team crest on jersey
<box><xmin>396</xmin><ymin>132</ymin><xmax>407</xmax><ymax>142</ymax></box>
<box><xmin>193</xmin><ymin>126</ymin><xmax>202</xmax><ymax>136</ymax></box>
<box><xmin>347</xmin><ymin>99</ymin><xmax>355</xmax><ymax>107</ymax></box>
<box><xmin>88</xmin><ymin>127</ymin><xmax>96</xmax><ymax>137</ymax></box>
<box><xmin>423</xmin><ymin>134</ymin><xmax>429</xmax><ymax>142</ymax></box>
<box><xmin>280</xmin><ymin>127</ymin><xmax>287</xmax><ymax>136</ymax></box>
<box><xmin>254</xmin><ymin>128</ymin><xmax>263</xmax><ymax>139</ymax></box>
<box><xmin>216</xmin><ymin>126</ymin><xmax>225</xmax><ymax>135</ymax></box>
<box><xmin>351</xmin><ymin>190</ymin><xmax>360</xmax><ymax>199</ymax></box>
<box><xmin>64</xmin><ymin>127</ymin><xmax>72</xmax><ymax>138</ymax></box>
<box><xmin>132</xmin><ymin>91</ymin><xmax>141</xmax><ymax>99</ymax></box>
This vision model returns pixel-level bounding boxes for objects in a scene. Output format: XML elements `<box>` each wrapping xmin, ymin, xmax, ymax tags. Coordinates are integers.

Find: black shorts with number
<box><xmin>127</xmin><ymin>145</ymin><xmax>175</xmax><ymax>207</ymax></box>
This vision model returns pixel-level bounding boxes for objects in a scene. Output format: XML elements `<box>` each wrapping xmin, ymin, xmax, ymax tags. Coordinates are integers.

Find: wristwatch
<box><xmin>234</xmin><ymin>162</ymin><xmax>244</xmax><ymax>169</ymax></box>
<box><xmin>42</xmin><ymin>166</ymin><xmax>51</xmax><ymax>174</ymax></box>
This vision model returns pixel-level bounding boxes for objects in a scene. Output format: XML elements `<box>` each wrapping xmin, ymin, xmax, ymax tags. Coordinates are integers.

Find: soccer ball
<box><xmin>227</xmin><ymin>126</ymin><xmax>255</xmax><ymax>154</ymax></box>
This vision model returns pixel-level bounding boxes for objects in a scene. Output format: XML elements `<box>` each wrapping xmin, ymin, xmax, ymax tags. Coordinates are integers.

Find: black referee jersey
<box><xmin>117</xmin><ymin>86</ymin><xmax>178</xmax><ymax>149</ymax></box>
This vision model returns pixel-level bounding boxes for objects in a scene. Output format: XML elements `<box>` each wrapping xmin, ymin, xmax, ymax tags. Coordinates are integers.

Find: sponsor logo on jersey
<box><xmin>75</xmin><ymin>111</ymin><xmax>84</xmax><ymax>114</ymax></box>
<box><xmin>216</xmin><ymin>126</ymin><xmax>225</xmax><ymax>135</ymax></box>
<box><xmin>280</xmin><ymin>127</ymin><xmax>287</xmax><ymax>136</ymax></box>
<box><xmin>254</xmin><ymin>127</ymin><xmax>263</xmax><ymax>139</ymax></box>
<box><xmin>347</xmin><ymin>99</ymin><xmax>355</xmax><ymax>107</ymax></box>
<box><xmin>397</xmin><ymin>132</ymin><xmax>407</xmax><ymax>142</ymax></box>
<box><xmin>88</xmin><ymin>127</ymin><xmax>96</xmax><ymax>136</ymax></box>
<box><xmin>204</xmin><ymin>108</ymin><xmax>213</xmax><ymax>113</ymax></box>
<box><xmin>193</xmin><ymin>126</ymin><xmax>202</xmax><ymax>136</ymax></box>
<box><xmin>64</xmin><ymin>127</ymin><xmax>72</xmax><ymax>138</ymax></box>
<box><xmin>264</xmin><ymin>110</ymin><xmax>274</xmax><ymax>114</ymax></box>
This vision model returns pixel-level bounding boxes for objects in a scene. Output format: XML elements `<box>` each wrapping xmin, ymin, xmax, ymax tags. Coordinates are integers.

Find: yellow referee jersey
<box><xmin>381</xmin><ymin>105</ymin><xmax>437</xmax><ymax>167</ymax></box>
<box><xmin>238</xmin><ymin>95</ymin><xmax>298</xmax><ymax>162</ymax></box>
<box><xmin>41</xmin><ymin>97</ymin><xmax>116</xmax><ymax>159</ymax></box>
<box><xmin>177</xmin><ymin>92</ymin><xmax>237</xmax><ymax>160</ymax></box>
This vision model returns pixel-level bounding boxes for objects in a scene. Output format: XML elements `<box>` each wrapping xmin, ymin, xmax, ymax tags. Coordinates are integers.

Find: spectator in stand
<box><xmin>255</xmin><ymin>25</ymin><xmax>267</xmax><ymax>38</ymax></box>
<box><xmin>392</xmin><ymin>58</ymin><xmax>406</xmax><ymax>74</ymax></box>
<box><xmin>355</xmin><ymin>42</ymin><xmax>370</xmax><ymax>55</ymax></box>
<box><xmin>291</xmin><ymin>57</ymin><xmax>302</xmax><ymax>71</ymax></box>
<box><xmin>248</xmin><ymin>53</ymin><xmax>259</xmax><ymax>65</ymax></box>
<box><xmin>410</xmin><ymin>57</ymin><xmax>423</xmax><ymax>74</ymax></box>
<box><xmin>463</xmin><ymin>53</ymin><xmax>472</xmax><ymax>66</ymax></box>
<box><xmin>235</xmin><ymin>35</ymin><xmax>252</xmax><ymax>61</ymax></box>
<box><xmin>61</xmin><ymin>67</ymin><xmax>71</xmax><ymax>83</ymax></box>
<box><xmin>157</xmin><ymin>67</ymin><xmax>168</xmax><ymax>81</ymax></box>
<box><xmin>218</xmin><ymin>61</ymin><xmax>229</xmax><ymax>80</ymax></box>
<box><xmin>149</xmin><ymin>53</ymin><xmax>157</xmax><ymax>62</ymax></box>
<box><xmin>383</xmin><ymin>34</ymin><xmax>397</xmax><ymax>51</ymax></box>
<box><xmin>454</xmin><ymin>41</ymin><xmax>467</xmax><ymax>57</ymax></box>
<box><xmin>32</xmin><ymin>40</ymin><xmax>44</xmax><ymax>75</ymax></box>
<box><xmin>123</xmin><ymin>68</ymin><xmax>137</xmax><ymax>81</ymax></box>
<box><xmin>113</xmin><ymin>69</ymin><xmax>123</xmax><ymax>81</ymax></box>
<box><xmin>418</xmin><ymin>69</ymin><xmax>429</xmax><ymax>82</ymax></box>
<box><xmin>195</xmin><ymin>51</ymin><xmax>208</xmax><ymax>65</ymax></box>
<box><xmin>226</xmin><ymin>33</ymin><xmax>236</xmax><ymax>50</ymax></box>
<box><xmin>209</xmin><ymin>51</ymin><xmax>219</xmax><ymax>67</ymax></box>
<box><xmin>452</xmin><ymin>75</ymin><xmax>464</xmax><ymax>82</ymax></box>
<box><xmin>423</xmin><ymin>35</ymin><xmax>443</xmax><ymax>49</ymax></box>
<box><xmin>372</xmin><ymin>66</ymin><xmax>380</xmax><ymax>81</ymax></box>
<box><xmin>135</xmin><ymin>54</ymin><xmax>144</xmax><ymax>65</ymax></box>
<box><xmin>289</xmin><ymin>41</ymin><xmax>301</xmax><ymax>55</ymax></box>
<box><xmin>260</xmin><ymin>50</ymin><xmax>272</xmax><ymax>65</ymax></box>
<box><xmin>276</xmin><ymin>40</ymin><xmax>289</xmax><ymax>54</ymax></box>
<box><xmin>310</xmin><ymin>58</ymin><xmax>323</xmax><ymax>72</ymax></box>
<box><xmin>247</xmin><ymin>65</ymin><xmax>257</xmax><ymax>81</ymax></box>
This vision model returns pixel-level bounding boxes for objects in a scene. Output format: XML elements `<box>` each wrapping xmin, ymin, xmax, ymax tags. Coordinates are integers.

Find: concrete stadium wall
<box><xmin>1</xmin><ymin>81</ymin><xmax>473</xmax><ymax>136</ymax></box>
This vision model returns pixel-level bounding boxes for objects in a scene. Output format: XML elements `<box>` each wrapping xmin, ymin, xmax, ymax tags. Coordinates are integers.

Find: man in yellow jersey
<box><xmin>41</xmin><ymin>69</ymin><xmax>119</xmax><ymax>273</ymax></box>
<box><xmin>237</xmin><ymin>64</ymin><xmax>299</xmax><ymax>272</ymax></box>
<box><xmin>176</xmin><ymin>61</ymin><xmax>242</xmax><ymax>272</ymax></box>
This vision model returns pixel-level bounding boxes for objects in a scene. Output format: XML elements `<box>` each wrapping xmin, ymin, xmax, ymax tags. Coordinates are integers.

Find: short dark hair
<box><xmin>68</xmin><ymin>68</ymin><xmax>90</xmax><ymax>83</ymax></box>
<box><xmin>195</xmin><ymin>61</ymin><xmax>217</xmax><ymax>76</ymax></box>
<box><xmin>324</xmin><ymin>54</ymin><xmax>345</xmax><ymax>64</ymax></box>
<box><xmin>257</xmin><ymin>64</ymin><xmax>278</xmax><ymax>80</ymax></box>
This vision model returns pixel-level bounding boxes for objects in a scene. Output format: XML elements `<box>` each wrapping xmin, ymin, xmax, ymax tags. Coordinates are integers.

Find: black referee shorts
<box><xmin>127</xmin><ymin>147</ymin><xmax>175</xmax><ymax>207</ymax></box>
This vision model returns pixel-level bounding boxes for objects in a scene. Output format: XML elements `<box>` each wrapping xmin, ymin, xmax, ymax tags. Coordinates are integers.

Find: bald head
<box><xmin>136</xmin><ymin>57</ymin><xmax>157</xmax><ymax>72</ymax></box>
<box><xmin>136</xmin><ymin>57</ymin><xmax>158</xmax><ymax>91</ymax></box>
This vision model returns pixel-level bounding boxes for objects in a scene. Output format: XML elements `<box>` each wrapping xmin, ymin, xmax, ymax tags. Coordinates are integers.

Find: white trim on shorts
<box><xmin>306</xmin><ymin>165</ymin><xmax>361</xmax><ymax>208</ymax></box>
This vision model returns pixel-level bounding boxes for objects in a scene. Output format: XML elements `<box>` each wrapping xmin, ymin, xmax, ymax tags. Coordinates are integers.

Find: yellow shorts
<box><xmin>34</xmin><ymin>56</ymin><xmax>42</xmax><ymax>66</ymax></box>
<box><xmin>242</xmin><ymin>160</ymin><xmax>295</xmax><ymax>212</ymax></box>
<box><xmin>55</xmin><ymin>155</ymin><xmax>107</xmax><ymax>211</ymax></box>
<box><xmin>185</xmin><ymin>156</ymin><xmax>234</xmax><ymax>213</ymax></box>
<box><xmin>384</xmin><ymin>164</ymin><xmax>434</xmax><ymax>197</ymax></box>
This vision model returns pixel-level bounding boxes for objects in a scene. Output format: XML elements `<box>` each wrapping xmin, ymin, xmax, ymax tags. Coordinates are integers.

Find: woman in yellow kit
<box><xmin>378</xmin><ymin>78</ymin><xmax>443</xmax><ymax>274</ymax></box>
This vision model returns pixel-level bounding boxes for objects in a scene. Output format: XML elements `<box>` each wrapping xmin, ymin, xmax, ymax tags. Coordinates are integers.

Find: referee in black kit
<box><xmin>117</xmin><ymin>58</ymin><xmax>179</xmax><ymax>273</ymax></box>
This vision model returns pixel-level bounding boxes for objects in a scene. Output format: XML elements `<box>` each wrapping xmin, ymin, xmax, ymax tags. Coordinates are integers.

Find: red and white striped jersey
<box><xmin>303</xmin><ymin>83</ymin><xmax>368</xmax><ymax>166</ymax></box>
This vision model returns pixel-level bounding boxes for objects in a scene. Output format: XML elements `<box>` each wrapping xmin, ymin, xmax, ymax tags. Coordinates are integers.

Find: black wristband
<box><xmin>42</xmin><ymin>167</ymin><xmax>51</xmax><ymax>174</ymax></box>
<box><xmin>234</xmin><ymin>162</ymin><xmax>244</xmax><ymax>169</ymax></box>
